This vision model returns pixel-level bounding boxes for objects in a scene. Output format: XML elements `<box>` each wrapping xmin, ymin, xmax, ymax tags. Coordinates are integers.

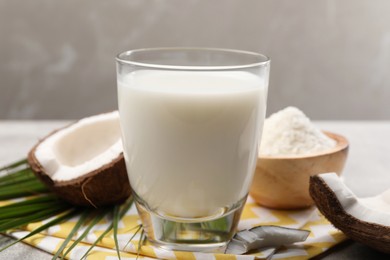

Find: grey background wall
<box><xmin>1</xmin><ymin>0</ymin><xmax>390</xmax><ymax>120</ymax></box>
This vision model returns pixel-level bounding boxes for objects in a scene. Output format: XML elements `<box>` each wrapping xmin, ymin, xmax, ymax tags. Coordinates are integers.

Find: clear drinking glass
<box><xmin>116</xmin><ymin>48</ymin><xmax>270</xmax><ymax>252</ymax></box>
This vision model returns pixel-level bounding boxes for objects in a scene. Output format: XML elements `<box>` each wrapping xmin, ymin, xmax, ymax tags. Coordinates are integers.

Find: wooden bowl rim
<box><xmin>258</xmin><ymin>131</ymin><xmax>349</xmax><ymax>160</ymax></box>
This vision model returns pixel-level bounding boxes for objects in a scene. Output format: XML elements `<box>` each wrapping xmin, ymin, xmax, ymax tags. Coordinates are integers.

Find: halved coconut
<box><xmin>310</xmin><ymin>173</ymin><xmax>390</xmax><ymax>254</ymax></box>
<box><xmin>28</xmin><ymin>111</ymin><xmax>131</xmax><ymax>207</ymax></box>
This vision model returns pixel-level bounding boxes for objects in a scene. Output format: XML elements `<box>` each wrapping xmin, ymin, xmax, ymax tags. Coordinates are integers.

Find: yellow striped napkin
<box><xmin>9</xmin><ymin>196</ymin><xmax>346</xmax><ymax>259</ymax></box>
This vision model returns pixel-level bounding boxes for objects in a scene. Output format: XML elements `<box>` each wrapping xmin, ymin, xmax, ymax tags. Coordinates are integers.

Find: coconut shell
<box><xmin>27</xmin><ymin>122</ymin><xmax>131</xmax><ymax>208</ymax></box>
<box><xmin>310</xmin><ymin>175</ymin><xmax>390</xmax><ymax>254</ymax></box>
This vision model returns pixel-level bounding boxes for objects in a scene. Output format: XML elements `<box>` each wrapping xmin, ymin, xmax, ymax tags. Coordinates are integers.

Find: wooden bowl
<box><xmin>249</xmin><ymin>131</ymin><xmax>349</xmax><ymax>209</ymax></box>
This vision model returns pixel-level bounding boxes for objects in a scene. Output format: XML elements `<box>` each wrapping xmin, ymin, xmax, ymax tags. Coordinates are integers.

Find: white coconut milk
<box><xmin>118</xmin><ymin>70</ymin><xmax>267</xmax><ymax>218</ymax></box>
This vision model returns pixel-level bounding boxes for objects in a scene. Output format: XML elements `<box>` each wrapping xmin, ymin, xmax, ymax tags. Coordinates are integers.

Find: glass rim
<box><xmin>116</xmin><ymin>47</ymin><xmax>270</xmax><ymax>70</ymax></box>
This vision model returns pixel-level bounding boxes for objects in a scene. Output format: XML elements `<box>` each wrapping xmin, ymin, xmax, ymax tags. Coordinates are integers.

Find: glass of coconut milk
<box><xmin>116</xmin><ymin>48</ymin><xmax>270</xmax><ymax>252</ymax></box>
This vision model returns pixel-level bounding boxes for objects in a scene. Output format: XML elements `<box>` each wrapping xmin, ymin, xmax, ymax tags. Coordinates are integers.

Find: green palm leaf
<box><xmin>80</xmin><ymin>198</ymin><xmax>134</xmax><ymax>259</ymax></box>
<box><xmin>0</xmin><ymin>169</ymin><xmax>36</xmax><ymax>186</ymax></box>
<box><xmin>0</xmin><ymin>158</ymin><xmax>28</xmax><ymax>172</ymax></box>
<box><xmin>0</xmin><ymin>159</ymin><xmax>139</xmax><ymax>259</ymax></box>
<box><xmin>0</xmin><ymin>209</ymin><xmax>80</xmax><ymax>253</ymax></box>
<box><xmin>113</xmin><ymin>204</ymin><xmax>122</xmax><ymax>260</ymax></box>
<box><xmin>52</xmin><ymin>209</ymin><xmax>91</xmax><ymax>260</ymax></box>
<box><xmin>62</xmin><ymin>207</ymin><xmax>111</xmax><ymax>259</ymax></box>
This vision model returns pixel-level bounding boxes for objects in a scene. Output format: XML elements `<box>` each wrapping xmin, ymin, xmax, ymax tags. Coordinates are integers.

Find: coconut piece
<box><xmin>249</xmin><ymin>226</ymin><xmax>310</xmax><ymax>247</ymax></box>
<box><xmin>28</xmin><ymin>111</ymin><xmax>131</xmax><ymax>207</ymax></box>
<box><xmin>225</xmin><ymin>226</ymin><xmax>309</xmax><ymax>255</ymax></box>
<box><xmin>310</xmin><ymin>173</ymin><xmax>390</xmax><ymax>254</ymax></box>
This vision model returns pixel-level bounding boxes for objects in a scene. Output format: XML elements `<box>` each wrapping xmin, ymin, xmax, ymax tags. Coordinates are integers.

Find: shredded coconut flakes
<box><xmin>259</xmin><ymin>106</ymin><xmax>336</xmax><ymax>156</ymax></box>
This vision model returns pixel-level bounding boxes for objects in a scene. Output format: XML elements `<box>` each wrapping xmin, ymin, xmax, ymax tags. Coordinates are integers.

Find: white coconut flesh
<box><xmin>225</xmin><ymin>226</ymin><xmax>309</xmax><ymax>255</ymax></box>
<box><xmin>316</xmin><ymin>173</ymin><xmax>390</xmax><ymax>226</ymax></box>
<box><xmin>34</xmin><ymin>111</ymin><xmax>123</xmax><ymax>182</ymax></box>
<box><xmin>361</xmin><ymin>189</ymin><xmax>390</xmax><ymax>213</ymax></box>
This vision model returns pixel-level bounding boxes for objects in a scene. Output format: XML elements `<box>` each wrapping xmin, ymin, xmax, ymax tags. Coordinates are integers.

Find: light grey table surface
<box><xmin>0</xmin><ymin>120</ymin><xmax>389</xmax><ymax>259</ymax></box>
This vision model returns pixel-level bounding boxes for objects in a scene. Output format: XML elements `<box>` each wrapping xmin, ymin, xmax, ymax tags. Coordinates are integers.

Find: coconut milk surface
<box><xmin>118</xmin><ymin>70</ymin><xmax>266</xmax><ymax>218</ymax></box>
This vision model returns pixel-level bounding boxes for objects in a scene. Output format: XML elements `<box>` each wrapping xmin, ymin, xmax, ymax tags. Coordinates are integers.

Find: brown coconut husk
<box><xmin>310</xmin><ymin>175</ymin><xmax>390</xmax><ymax>254</ymax></box>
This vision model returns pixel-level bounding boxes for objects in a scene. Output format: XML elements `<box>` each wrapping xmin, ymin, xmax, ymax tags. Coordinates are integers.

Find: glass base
<box><xmin>134</xmin><ymin>193</ymin><xmax>246</xmax><ymax>252</ymax></box>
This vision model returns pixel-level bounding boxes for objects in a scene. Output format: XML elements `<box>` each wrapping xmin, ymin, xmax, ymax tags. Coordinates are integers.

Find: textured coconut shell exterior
<box><xmin>27</xmin><ymin>122</ymin><xmax>131</xmax><ymax>208</ymax></box>
<box><xmin>310</xmin><ymin>175</ymin><xmax>390</xmax><ymax>254</ymax></box>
